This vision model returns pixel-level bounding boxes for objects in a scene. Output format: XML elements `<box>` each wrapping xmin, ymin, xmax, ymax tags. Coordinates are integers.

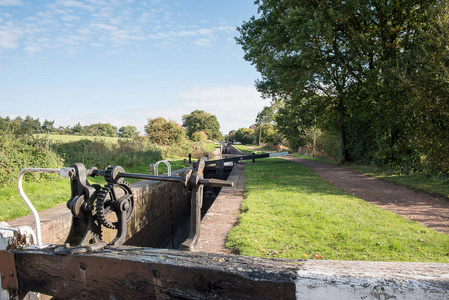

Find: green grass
<box><xmin>226</xmin><ymin>158</ymin><xmax>449</xmax><ymax>262</ymax></box>
<box><xmin>204</xmin><ymin>142</ymin><xmax>220</xmax><ymax>152</ymax></box>
<box><xmin>0</xmin><ymin>160</ymin><xmax>191</xmax><ymax>222</ymax></box>
<box><xmin>232</xmin><ymin>144</ymin><xmax>268</xmax><ymax>154</ymax></box>
<box><xmin>231</xmin><ymin>144</ymin><xmax>254</xmax><ymax>153</ymax></box>
<box><xmin>35</xmin><ymin>134</ymin><xmax>120</xmax><ymax>144</ymax></box>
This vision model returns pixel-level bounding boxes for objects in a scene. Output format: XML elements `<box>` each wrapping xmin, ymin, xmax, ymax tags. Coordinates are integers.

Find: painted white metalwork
<box><xmin>17</xmin><ymin>167</ymin><xmax>74</xmax><ymax>246</ymax></box>
<box><xmin>154</xmin><ymin>160</ymin><xmax>171</xmax><ymax>176</ymax></box>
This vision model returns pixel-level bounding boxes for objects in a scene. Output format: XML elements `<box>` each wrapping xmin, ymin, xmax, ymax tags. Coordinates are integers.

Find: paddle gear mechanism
<box><xmin>55</xmin><ymin>159</ymin><xmax>232</xmax><ymax>255</ymax></box>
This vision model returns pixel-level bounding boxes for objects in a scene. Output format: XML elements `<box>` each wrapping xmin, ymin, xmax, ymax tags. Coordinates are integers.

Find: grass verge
<box><xmin>232</xmin><ymin>144</ymin><xmax>269</xmax><ymax>154</ymax></box>
<box><xmin>226</xmin><ymin>158</ymin><xmax>449</xmax><ymax>262</ymax></box>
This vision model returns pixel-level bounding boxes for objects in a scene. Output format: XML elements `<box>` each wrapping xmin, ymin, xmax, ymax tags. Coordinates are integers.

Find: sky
<box><xmin>0</xmin><ymin>0</ymin><xmax>270</xmax><ymax>135</ymax></box>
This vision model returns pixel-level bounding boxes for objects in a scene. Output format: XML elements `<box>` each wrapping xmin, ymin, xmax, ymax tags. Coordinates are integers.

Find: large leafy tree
<box><xmin>237</xmin><ymin>0</ymin><xmax>368</xmax><ymax>162</ymax></box>
<box><xmin>145</xmin><ymin>117</ymin><xmax>186</xmax><ymax>146</ymax></box>
<box><xmin>182</xmin><ymin>110</ymin><xmax>222</xmax><ymax>141</ymax></box>
<box><xmin>118</xmin><ymin>126</ymin><xmax>139</xmax><ymax>138</ymax></box>
<box><xmin>237</xmin><ymin>0</ymin><xmax>445</xmax><ymax>167</ymax></box>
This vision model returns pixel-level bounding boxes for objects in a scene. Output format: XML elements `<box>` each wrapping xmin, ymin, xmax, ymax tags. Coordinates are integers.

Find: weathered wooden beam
<box><xmin>13</xmin><ymin>246</ymin><xmax>300</xmax><ymax>299</ymax></box>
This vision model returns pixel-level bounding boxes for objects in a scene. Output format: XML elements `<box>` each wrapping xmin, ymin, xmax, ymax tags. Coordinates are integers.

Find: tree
<box><xmin>182</xmin><ymin>110</ymin><xmax>222</xmax><ymax>141</ymax></box>
<box><xmin>83</xmin><ymin>123</ymin><xmax>118</xmax><ymax>137</ymax></box>
<box><xmin>118</xmin><ymin>126</ymin><xmax>139</xmax><ymax>138</ymax></box>
<box><xmin>20</xmin><ymin>115</ymin><xmax>41</xmax><ymax>134</ymax></box>
<box><xmin>71</xmin><ymin>123</ymin><xmax>83</xmax><ymax>135</ymax></box>
<box><xmin>233</xmin><ymin>127</ymin><xmax>255</xmax><ymax>145</ymax></box>
<box><xmin>191</xmin><ymin>131</ymin><xmax>208</xmax><ymax>142</ymax></box>
<box><xmin>145</xmin><ymin>117</ymin><xmax>186</xmax><ymax>145</ymax></box>
<box><xmin>237</xmin><ymin>0</ymin><xmax>364</xmax><ymax>162</ymax></box>
<box><xmin>255</xmin><ymin>104</ymin><xmax>284</xmax><ymax>146</ymax></box>
<box><xmin>41</xmin><ymin>119</ymin><xmax>56</xmax><ymax>133</ymax></box>
<box><xmin>237</xmin><ymin>0</ymin><xmax>444</xmax><ymax>166</ymax></box>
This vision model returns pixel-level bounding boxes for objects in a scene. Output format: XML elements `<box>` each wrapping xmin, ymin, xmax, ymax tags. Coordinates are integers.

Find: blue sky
<box><xmin>0</xmin><ymin>0</ymin><xmax>269</xmax><ymax>135</ymax></box>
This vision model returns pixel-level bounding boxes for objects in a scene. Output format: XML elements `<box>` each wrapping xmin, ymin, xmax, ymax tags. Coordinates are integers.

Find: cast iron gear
<box><xmin>104</xmin><ymin>165</ymin><xmax>125</xmax><ymax>184</ymax></box>
<box><xmin>95</xmin><ymin>182</ymin><xmax>134</xmax><ymax>230</ymax></box>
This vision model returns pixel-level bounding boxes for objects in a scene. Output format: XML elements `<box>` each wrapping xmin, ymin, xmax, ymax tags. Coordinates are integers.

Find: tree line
<box><xmin>0</xmin><ymin>109</ymin><xmax>223</xmax><ymax>145</ymax></box>
<box><xmin>0</xmin><ymin>115</ymin><xmax>139</xmax><ymax>138</ymax></box>
<box><xmin>237</xmin><ymin>0</ymin><xmax>449</xmax><ymax>174</ymax></box>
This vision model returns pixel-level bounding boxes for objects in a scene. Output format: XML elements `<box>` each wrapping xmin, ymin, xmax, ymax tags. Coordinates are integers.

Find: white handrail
<box><xmin>154</xmin><ymin>160</ymin><xmax>171</xmax><ymax>176</ymax></box>
<box><xmin>17</xmin><ymin>167</ymin><xmax>74</xmax><ymax>246</ymax></box>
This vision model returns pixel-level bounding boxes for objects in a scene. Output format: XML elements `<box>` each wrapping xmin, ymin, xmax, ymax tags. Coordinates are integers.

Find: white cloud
<box><xmin>56</xmin><ymin>0</ymin><xmax>95</xmax><ymax>11</ymax></box>
<box><xmin>177</xmin><ymin>85</ymin><xmax>270</xmax><ymax>133</ymax></box>
<box><xmin>0</xmin><ymin>23</ymin><xmax>22</xmax><ymax>49</ymax></box>
<box><xmin>24</xmin><ymin>44</ymin><xmax>41</xmax><ymax>53</ymax></box>
<box><xmin>193</xmin><ymin>38</ymin><xmax>211</xmax><ymax>46</ymax></box>
<box><xmin>93</xmin><ymin>23</ymin><xmax>117</xmax><ymax>31</ymax></box>
<box><xmin>129</xmin><ymin>85</ymin><xmax>270</xmax><ymax>135</ymax></box>
<box><xmin>0</xmin><ymin>0</ymin><xmax>23</xmax><ymax>6</ymax></box>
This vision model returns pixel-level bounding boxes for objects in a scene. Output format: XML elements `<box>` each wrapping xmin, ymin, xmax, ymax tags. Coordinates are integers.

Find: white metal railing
<box><xmin>17</xmin><ymin>167</ymin><xmax>74</xmax><ymax>246</ymax></box>
<box><xmin>154</xmin><ymin>160</ymin><xmax>171</xmax><ymax>176</ymax></box>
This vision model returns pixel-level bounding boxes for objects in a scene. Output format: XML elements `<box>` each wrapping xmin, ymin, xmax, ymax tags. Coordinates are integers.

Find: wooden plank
<box><xmin>14</xmin><ymin>246</ymin><xmax>301</xmax><ymax>299</ymax></box>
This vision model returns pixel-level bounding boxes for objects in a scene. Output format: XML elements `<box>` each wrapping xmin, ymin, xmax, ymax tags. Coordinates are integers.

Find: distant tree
<box><xmin>41</xmin><ymin>119</ymin><xmax>56</xmax><ymax>133</ymax></box>
<box><xmin>225</xmin><ymin>130</ymin><xmax>236</xmax><ymax>143</ymax></box>
<box><xmin>118</xmin><ymin>126</ymin><xmax>139</xmax><ymax>138</ymax></box>
<box><xmin>182</xmin><ymin>110</ymin><xmax>222</xmax><ymax>140</ymax></box>
<box><xmin>255</xmin><ymin>104</ymin><xmax>282</xmax><ymax>146</ymax></box>
<box><xmin>233</xmin><ymin>127</ymin><xmax>255</xmax><ymax>145</ymax></box>
<box><xmin>0</xmin><ymin>116</ymin><xmax>16</xmax><ymax>133</ymax></box>
<box><xmin>191</xmin><ymin>131</ymin><xmax>208</xmax><ymax>142</ymax></box>
<box><xmin>20</xmin><ymin>115</ymin><xmax>41</xmax><ymax>134</ymax></box>
<box><xmin>145</xmin><ymin>117</ymin><xmax>186</xmax><ymax>145</ymax></box>
<box><xmin>83</xmin><ymin>123</ymin><xmax>118</xmax><ymax>137</ymax></box>
<box><xmin>71</xmin><ymin>123</ymin><xmax>83</xmax><ymax>135</ymax></box>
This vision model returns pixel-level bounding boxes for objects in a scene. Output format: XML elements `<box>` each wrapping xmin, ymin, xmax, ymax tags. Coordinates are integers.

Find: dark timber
<box><xmin>12</xmin><ymin>246</ymin><xmax>301</xmax><ymax>299</ymax></box>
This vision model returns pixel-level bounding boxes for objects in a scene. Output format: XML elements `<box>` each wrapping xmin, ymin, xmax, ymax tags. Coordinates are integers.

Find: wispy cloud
<box><xmin>56</xmin><ymin>0</ymin><xmax>95</xmax><ymax>11</ymax></box>
<box><xmin>0</xmin><ymin>1</ymin><xmax>239</xmax><ymax>55</ymax></box>
<box><xmin>0</xmin><ymin>22</ymin><xmax>22</xmax><ymax>49</ymax></box>
<box><xmin>0</xmin><ymin>0</ymin><xmax>23</xmax><ymax>6</ymax></box>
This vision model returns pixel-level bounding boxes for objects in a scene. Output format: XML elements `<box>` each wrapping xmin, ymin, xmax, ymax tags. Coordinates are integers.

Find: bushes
<box><xmin>53</xmin><ymin>137</ymin><xmax>163</xmax><ymax>169</ymax></box>
<box><xmin>0</xmin><ymin>134</ymin><xmax>63</xmax><ymax>187</ymax></box>
<box><xmin>0</xmin><ymin>133</ymin><xmax>211</xmax><ymax>189</ymax></box>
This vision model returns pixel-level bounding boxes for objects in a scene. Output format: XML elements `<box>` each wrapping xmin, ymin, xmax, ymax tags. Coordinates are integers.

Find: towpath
<box><xmin>195</xmin><ymin>153</ymin><xmax>449</xmax><ymax>254</ymax></box>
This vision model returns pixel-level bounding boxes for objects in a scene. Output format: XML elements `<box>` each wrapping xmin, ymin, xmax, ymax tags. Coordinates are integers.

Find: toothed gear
<box><xmin>95</xmin><ymin>182</ymin><xmax>134</xmax><ymax>229</ymax></box>
<box><xmin>104</xmin><ymin>165</ymin><xmax>125</xmax><ymax>184</ymax></box>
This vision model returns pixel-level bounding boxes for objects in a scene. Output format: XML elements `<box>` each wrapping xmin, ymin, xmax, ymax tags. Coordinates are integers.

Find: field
<box><xmin>35</xmin><ymin>134</ymin><xmax>121</xmax><ymax>144</ymax></box>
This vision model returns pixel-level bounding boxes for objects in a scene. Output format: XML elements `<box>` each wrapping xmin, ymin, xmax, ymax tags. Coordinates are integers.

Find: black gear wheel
<box><xmin>95</xmin><ymin>182</ymin><xmax>134</xmax><ymax>230</ymax></box>
<box><xmin>104</xmin><ymin>165</ymin><xmax>125</xmax><ymax>184</ymax></box>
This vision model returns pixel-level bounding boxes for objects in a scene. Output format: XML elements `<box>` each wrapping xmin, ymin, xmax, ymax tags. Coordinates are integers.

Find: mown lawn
<box><xmin>226</xmin><ymin>158</ymin><xmax>449</xmax><ymax>262</ymax></box>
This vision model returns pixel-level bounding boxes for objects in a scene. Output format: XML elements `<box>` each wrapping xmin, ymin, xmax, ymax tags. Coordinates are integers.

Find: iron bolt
<box><xmin>1</xmin><ymin>272</ymin><xmax>5</xmax><ymax>279</ymax></box>
<box><xmin>9</xmin><ymin>269</ymin><xmax>14</xmax><ymax>277</ymax></box>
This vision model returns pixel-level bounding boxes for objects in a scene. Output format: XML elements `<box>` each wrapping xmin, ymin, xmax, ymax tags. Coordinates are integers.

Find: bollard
<box><xmin>188</xmin><ymin>153</ymin><xmax>192</xmax><ymax>164</ymax></box>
